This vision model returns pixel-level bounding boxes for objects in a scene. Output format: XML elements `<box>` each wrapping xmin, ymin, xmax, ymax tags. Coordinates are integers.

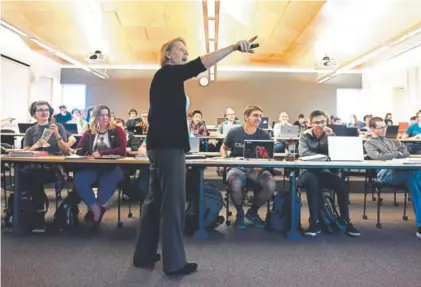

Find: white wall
<box><xmin>0</xmin><ymin>26</ymin><xmax>62</xmax><ymax>122</ymax></box>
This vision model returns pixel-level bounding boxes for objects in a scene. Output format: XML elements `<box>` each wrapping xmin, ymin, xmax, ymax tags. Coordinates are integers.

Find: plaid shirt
<box><xmin>189</xmin><ymin>121</ymin><xmax>207</xmax><ymax>136</ymax></box>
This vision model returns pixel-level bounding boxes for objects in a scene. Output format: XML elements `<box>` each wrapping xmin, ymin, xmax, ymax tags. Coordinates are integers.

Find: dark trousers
<box><xmin>298</xmin><ymin>170</ymin><xmax>350</xmax><ymax>225</ymax></box>
<box><xmin>134</xmin><ymin>148</ymin><xmax>187</xmax><ymax>273</ymax></box>
<box><xmin>19</xmin><ymin>167</ymin><xmax>56</xmax><ymax>211</ymax></box>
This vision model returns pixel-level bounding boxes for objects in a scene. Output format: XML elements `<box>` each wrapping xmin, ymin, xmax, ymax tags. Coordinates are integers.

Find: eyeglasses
<box><xmin>312</xmin><ymin>120</ymin><xmax>326</xmax><ymax>125</ymax></box>
<box><xmin>375</xmin><ymin>126</ymin><xmax>387</xmax><ymax>130</ymax></box>
<box><xmin>36</xmin><ymin>109</ymin><xmax>49</xmax><ymax>113</ymax></box>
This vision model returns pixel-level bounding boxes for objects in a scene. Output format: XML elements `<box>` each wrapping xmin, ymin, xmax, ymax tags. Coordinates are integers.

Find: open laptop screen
<box><xmin>243</xmin><ymin>140</ymin><xmax>274</xmax><ymax>159</ymax></box>
<box><xmin>328</xmin><ymin>136</ymin><xmax>364</xmax><ymax>161</ymax></box>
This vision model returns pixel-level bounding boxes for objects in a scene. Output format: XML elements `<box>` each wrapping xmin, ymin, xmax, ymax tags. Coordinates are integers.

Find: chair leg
<box><xmin>393</xmin><ymin>190</ymin><xmax>399</xmax><ymax>207</ymax></box>
<box><xmin>225</xmin><ymin>192</ymin><xmax>232</xmax><ymax>226</ymax></box>
<box><xmin>117</xmin><ymin>189</ymin><xmax>123</xmax><ymax>228</ymax></box>
<box><xmin>362</xmin><ymin>184</ymin><xmax>368</xmax><ymax>220</ymax></box>
<box><xmin>376</xmin><ymin>187</ymin><xmax>382</xmax><ymax>229</ymax></box>
<box><xmin>403</xmin><ymin>190</ymin><xmax>409</xmax><ymax>221</ymax></box>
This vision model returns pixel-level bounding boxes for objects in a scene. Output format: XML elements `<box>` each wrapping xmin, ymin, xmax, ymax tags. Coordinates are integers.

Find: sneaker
<box><xmin>234</xmin><ymin>214</ymin><xmax>246</xmax><ymax>229</ymax></box>
<box><xmin>165</xmin><ymin>263</ymin><xmax>198</xmax><ymax>276</ymax></box>
<box><xmin>304</xmin><ymin>223</ymin><xmax>321</xmax><ymax>237</ymax></box>
<box><xmin>245</xmin><ymin>210</ymin><xmax>265</xmax><ymax>228</ymax></box>
<box><xmin>345</xmin><ymin>222</ymin><xmax>361</xmax><ymax>237</ymax></box>
<box><xmin>416</xmin><ymin>227</ymin><xmax>421</xmax><ymax>239</ymax></box>
<box><xmin>133</xmin><ymin>253</ymin><xmax>161</xmax><ymax>268</ymax></box>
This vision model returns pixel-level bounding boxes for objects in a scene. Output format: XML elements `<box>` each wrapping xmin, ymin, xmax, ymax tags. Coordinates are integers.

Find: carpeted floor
<box><xmin>2</xmin><ymin>194</ymin><xmax>420</xmax><ymax>287</ymax></box>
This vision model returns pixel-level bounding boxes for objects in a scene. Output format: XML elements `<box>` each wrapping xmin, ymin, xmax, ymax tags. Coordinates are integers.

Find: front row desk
<box><xmin>2</xmin><ymin>155</ymin><xmax>421</xmax><ymax>240</ymax></box>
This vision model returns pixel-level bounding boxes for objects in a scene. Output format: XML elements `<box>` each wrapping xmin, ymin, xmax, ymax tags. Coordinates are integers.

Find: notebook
<box><xmin>243</xmin><ymin>140</ymin><xmax>274</xmax><ymax>159</ymax></box>
<box><xmin>259</xmin><ymin>117</ymin><xmax>269</xmax><ymax>129</ymax></box>
<box><xmin>328</xmin><ymin>136</ymin><xmax>364</xmax><ymax>161</ymax></box>
<box><xmin>279</xmin><ymin>125</ymin><xmax>299</xmax><ymax>138</ymax></box>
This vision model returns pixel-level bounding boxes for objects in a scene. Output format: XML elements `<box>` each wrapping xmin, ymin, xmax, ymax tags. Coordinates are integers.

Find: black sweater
<box><xmin>147</xmin><ymin>57</ymin><xmax>206</xmax><ymax>152</ymax></box>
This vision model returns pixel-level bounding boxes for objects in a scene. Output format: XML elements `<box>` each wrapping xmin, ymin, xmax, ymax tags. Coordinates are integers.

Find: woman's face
<box><xmin>192</xmin><ymin>113</ymin><xmax>202</xmax><ymax>124</ymax></box>
<box><xmin>98</xmin><ymin>109</ymin><xmax>110</xmax><ymax>126</ymax></box>
<box><xmin>73</xmin><ymin>111</ymin><xmax>81</xmax><ymax>119</ymax></box>
<box><xmin>349</xmin><ymin>115</ymin><xmax>356</xmax><ymax>124</ymax></box>
<box><xmin>141</xmin><ymin>112</ymin><xmax>148</xmax><ymax>125</ymax></box>
<box><xmin>129</xmin><ymin>112</ymin><xmax>137</xmax><ymax>119</ymax></box>
<box><xmin>387</xmin><ymin>114</ymin><xmax>392</xmax><ymax>120</ymax></box>
<box><xmin>34</xmin><ymin>104</ymin><xmax>50</xmax><ymax>122</ymax></box>
<box><xmin>168</xmin><ymin>41</ymin><xmax>188</xmax><ymax>65</ymax></box>
<box><xmin>279</xmin><ymin>113</ymin><xmax>289</xmax><ymax>123</ymax></box>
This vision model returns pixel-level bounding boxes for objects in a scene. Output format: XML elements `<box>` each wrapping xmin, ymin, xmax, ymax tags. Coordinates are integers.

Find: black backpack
<box><xmin>52</xmin><ymin>191</ymin><xmax>81</xmax><ymax>231</ymax></box>
<box><xmin>3</xmin><ymin>191</ymin><xmax>49</xmax><ymax>231</ymax></box>
<box><xmin>184</xmin><ymin>183</ymin><xmax>225</xmax><ymax>236</ymax></box>
<box><xmin>265</xmin><ymin>190</ymin><xmax>301</xmax><ymax>236</ymax></box>
<box><xmin>318</xmin><ymin>193</ymin><xmax>346</xmax><ymax>234</ymax></box>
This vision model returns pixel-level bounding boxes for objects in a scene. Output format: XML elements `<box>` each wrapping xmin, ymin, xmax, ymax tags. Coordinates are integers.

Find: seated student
<box><xmin>220</xmin><ymin>105</ymin><xmax>276</xmax><ymax>229</ymax></box>
<box><xmin>115</xmin><ymin>118</ymin><xmax>143</xmax><ymax>151</ymax></box>
<box><xmin>359</xmin><ymin>114</ymin><xmax>372</xmax><ymax>132</ymax></box>
<box><xmin>189</xmin><ymin>110</ymin><xmax>208</xmax><ymax>136</ymax></box>
<box><xmin>364</xmin><ymin>117</ymin><xmax>421</xmax><ymax>239</ymax></box>
<box><xmin>69</xmin><ymin>108</ymin><xmax>88</xmax><ymax>133</ymax></box>
<box><xmin>273</xmin><ymin>112</ymin><xmax>292</xmax><ymax>152</ymax></box>
<box><xmin>72</xmin><ymin>105</ymin><xmax>126</xmax><ymax>226</ymax></box>
<box><xmin>55</xmin><ymin>105</ymin><xmax>72</xmax><ymax>124</ymax></box>
<box><xmin>21</xmin><ymin>101</ymin><xmax>69</xmax><ymax>232</ymax></box>
<box><xmin>298</xmin><ymin>110</ymin><xmax>360</xmax><ymax>237</ymax></box>
<box><xmin>332</xmin><ymin>117</ymin><xmax>342</xmax><ymax>125</ymax></box>
<box><xmin>140</xmin><ymin>111</ymin><xmax>149</xmax><ymax>134</ymax></box>
<box><xmin>410</xmin><ymin>116</ymin><xmax>417</xmax><ymax>125</ymax></box>
<box><xmin>217</xmin><ymin>108</ymin><xmax>241</xmax><ymax>134</ymax></box>
<box><xmin>401</xmin><ymin>111</ymin><xmax>421</xmax><ymax>154</ymax></box>
<box><xmin>126</xmin><ymin>109</ymin><xmax>141</xmax><ymax>127</ymax></box>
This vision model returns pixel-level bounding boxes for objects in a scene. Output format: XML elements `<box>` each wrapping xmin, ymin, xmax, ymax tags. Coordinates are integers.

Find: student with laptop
<box><xmin>401</xmin><ymin>110</ymin><xmax>421</xmax><ymax>154</ymax></box>
<box><xmin>298</xmin><ymin>110</ymin><xmax>360</xmax><ymax>237</ymax></box>
<box><xmin>220</xmin><ymin>105</ymin><xmax>276</xmax><ymax>229</ymax></box>
<box><xmin>217</xmin><ymin>108</ymin><xmax>241</xmax><ymax>134</ymax></box>
<box><xmin>364</xmin><ymin>117</ymin><xmax>421</xmax><ymax>239</ymax></box>
<box><xmin>273</xmin><ymin>112</ymin><xmax>293</xmax><ymax>152</ymax></box>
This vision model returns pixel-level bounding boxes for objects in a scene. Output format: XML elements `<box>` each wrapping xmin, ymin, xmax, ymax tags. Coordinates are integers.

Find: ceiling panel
<box><xmin>1</xmin><ymin>0</ymin><xmax>421</xmax><ymax>72</ymax></box>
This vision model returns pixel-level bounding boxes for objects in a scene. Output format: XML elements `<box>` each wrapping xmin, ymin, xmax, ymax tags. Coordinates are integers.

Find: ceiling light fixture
<box><xmin>208</xmin><ymin>19</ymin><xmax>215</xmax><ymax>40</ymax></box>
<box><xmin>209</xmin><ymin>40</ymin><xmax>215</xmax><ymax>52</ymax></box>
<box><xmin>0</xmin><ymin>20</ymin><xmax>28</xmax><ymax>37</ymax></box>
<box><xmin>207</xmin><ymin>0</ymin><xmax>215</xmax><ymax>18</ymax></box>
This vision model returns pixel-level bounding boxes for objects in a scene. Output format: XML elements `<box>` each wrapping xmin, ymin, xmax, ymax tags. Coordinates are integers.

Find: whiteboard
<box><xmin>0</xmin><ymin>57</ymin><xmax>31</xmax><ymax>122</ymax></box>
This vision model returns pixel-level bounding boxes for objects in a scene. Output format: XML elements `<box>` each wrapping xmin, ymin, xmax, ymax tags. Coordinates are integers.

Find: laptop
<box><xmin>328</xmin><ymin>136</ymin><xmax>364</xmax><ymax>161</ymax></box>
<box><xmin>222</xmin><ymin>124</ymin><xmax>241</xmax><ymax>136</ymax></box>
<box><xmin>216</xmin><ymin>117</ymin><xmax>225</xmax><ymax>125</ymax></box>
<box><xmin>259</xmin><ymin>117</ymin><xmax>269</xmax><ymax>129</ymax></box>
<box><xmin>328</xmin><ymin>125</ymin><xmax>358</xmax><ymax>137</ymax></box>
<box><xmin>243</xmin><ymin>140</ymin><xmax>274</xmax><ymax>159</ymax></box>
<box><xmin>126</xmin><ymin>125</ymin><xmax>143</xmax><ymax>135</ymax></box>
<box><xmin>386</xmin><ymin>125</ymin><xmax>399</xmax><ymax>139</ymax></box>
<box><xmin>18</xmin><ymin>123</ymin><xmax>35</xmax><ymax>133</ymax></box>
<box><xmin>279</xmin><ymin>125</ymin><xmax>299</xmax><ymax>138</ymax></box>
<box><xmin>346</xmin><ymin>127</ymin><xmax>359</xmax><ymax>137</ymax></box>
<box><xmin>189</xmin><ymin>137</ymin><xmax>200</xmax><ymax>153</ymax></box>
<box><xmin>63</xmin><ymin>123</ymin><xmax>78</xmax><ymax>134</ymax></box>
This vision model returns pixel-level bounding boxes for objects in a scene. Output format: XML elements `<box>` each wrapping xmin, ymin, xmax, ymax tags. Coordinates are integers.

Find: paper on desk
<box><xmin>299</xmin><ymin>154</ymin><xmax>328</xmax><ymax>162</ymax></box>
<box><xmin>392</xmin><ymin>158</ymin><xmax>421</xmax><ymax>164</ymax></box>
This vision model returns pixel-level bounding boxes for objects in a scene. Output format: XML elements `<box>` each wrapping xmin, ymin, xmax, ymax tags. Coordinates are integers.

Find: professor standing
<box><xmin>133</xmin><ymin>35</ymin><xmax>258</xmax><ymax>276</ymax></box>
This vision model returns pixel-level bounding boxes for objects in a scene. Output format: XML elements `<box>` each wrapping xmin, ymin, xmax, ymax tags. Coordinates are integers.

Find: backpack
<box><xmin>318</xmin><ymin>193</ymin><xmax>347</xmax><ymax>234</ymax></box>
<box><xmin>3</xmin><ymin>191</ymin><xmax>49</xmax><ymax>231</ymax></box>
<box><xmin>265</xmin><ymin>191</ymin><xmax>301</xmax><ymax>236</ymax></box>
<box><xmin>184</xmin><ymin>183</ymin><xmax>225</xmax><ymax>236</ymax></box>
<box><xmin>52</xmin><ymin>191</ymin><xmax>81</xmax><ymax>231</ymax></box>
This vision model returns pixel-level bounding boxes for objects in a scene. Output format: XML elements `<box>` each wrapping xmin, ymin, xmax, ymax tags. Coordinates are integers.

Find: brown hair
<box><xmin>244</xmin><ymin>105</ymin><xmax>264</xmax><ymax>118</ymax></box>
<box><xmin>89</xmin><ymin>104</ymin><xmax>115</xmax><ymax>134</ymax></box>
<box><xmin>159</xmin><ymin>37</ymin><xmax>186</xmax><ymax>67</ymax></box>
<box><xmin>309</xmin><ymin>110</ymin><xmax>328</xmax><ymax>122</ymax></box>
<box><xmin>369</xmin><ymin>116</ymin><xmax>383</xmax><ymax>128</ymax></box>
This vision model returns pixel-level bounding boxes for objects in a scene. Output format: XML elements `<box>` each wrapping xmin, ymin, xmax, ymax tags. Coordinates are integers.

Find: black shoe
<box><xmin>416</xmin><ymin>227</ymin><xmax>421</xmax><ymax>239</ymax></box>
<box><xmin>304</xmin><ymin>223</ymin><xmax>321</xmax><ymax>237</ymax></box>
<box><xmin>345</xmin><ymin>222</ymin><xmax>361</xmax><ymax>237</ymax></box>
<box><xmin>133</xmin><ymin>253</ymin><xmax>161</xmax><ymax>268</ymax></box>
<box><xmin>165</xmin><ymin>263</ymin><xmax>198</xmax><ymax>276</ymax></box>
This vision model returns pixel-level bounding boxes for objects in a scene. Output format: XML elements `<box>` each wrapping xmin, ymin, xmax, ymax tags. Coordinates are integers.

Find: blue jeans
<box><xmin>74</xmin><ymin>167</ymin><xmax>124</xmax><ymax>206</ymax></box>
<box><xmin>135</xmin><ymin>166</ymin><xmax>150</xmax><ymax>200</ymax></box>
<box><xmin>378</xmin><ymin>169</ymin><xmax>421</xmax><ymax>227</ymax></box>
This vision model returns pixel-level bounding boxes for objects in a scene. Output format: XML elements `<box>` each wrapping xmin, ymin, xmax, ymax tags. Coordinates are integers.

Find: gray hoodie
<box><xmin>364</xmin><ymin>136</ymin><xmax>410</xmax><ymax>160</ymax></box>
